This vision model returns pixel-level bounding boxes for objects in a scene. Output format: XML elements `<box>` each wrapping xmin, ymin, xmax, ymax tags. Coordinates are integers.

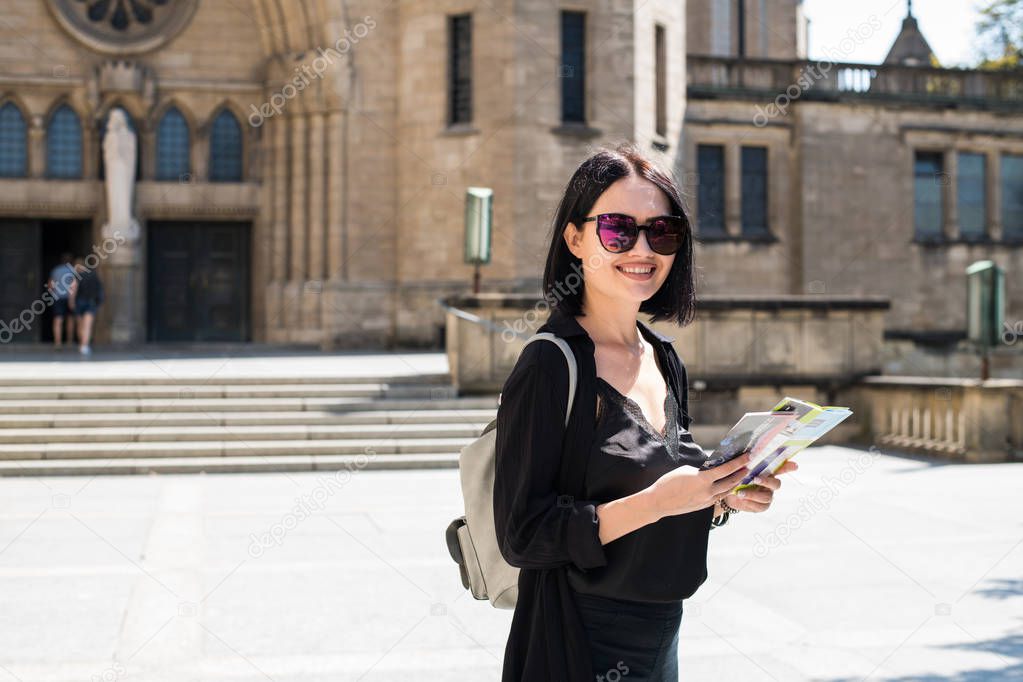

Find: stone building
<box><xmin>683</xmin><ymin>0</ymin><xmax>1023</xmax><ymax>347</ymax></box>
<box><xmin>0</xmin><ymin>0</ymin><xmax>1019</xmax><ymax>351</ymax></box>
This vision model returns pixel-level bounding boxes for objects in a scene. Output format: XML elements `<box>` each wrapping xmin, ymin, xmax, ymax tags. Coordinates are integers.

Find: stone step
<box><xmin>0</xmin><ymin>437</ymin><xmax>477</xmax><ymax>460</ymax></box>
<box><xmin>0</xmin><ymin>452</ymin><xmax>460</xmax><ymax>476</ymax></box>
<box><xmin>0</xmin><ymin>395</ymin><xmax>498</xmax><ymax>414</ymax></box>
<box><xmin>0</xmin><ymin>383</ymin><xmax>457</xmax><ymax>400</ymax></box>
<box><xmin>0</xmin><ymin>422</ymin><xmax>489</xmax><ymax>443</ymax></box>
<box><xmin>0</xmin><ymin>372</ymin><xmax>452</xmax><ymax>387</ymax></box>
<box><xmin>0</xmin><ymin>408</ymin><xmax>497</xmax><ymax>429</ymax></box>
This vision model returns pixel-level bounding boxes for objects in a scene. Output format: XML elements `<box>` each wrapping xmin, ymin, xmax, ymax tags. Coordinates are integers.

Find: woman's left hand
<box><xmin>722</xmin><ymin>459</ymin><xmax>798</xmax><ymax>513</ymax></box>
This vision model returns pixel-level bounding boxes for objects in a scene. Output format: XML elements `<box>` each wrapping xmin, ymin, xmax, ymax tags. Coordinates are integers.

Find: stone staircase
<box><xmin>0</xmin><ymin>372</ymin><xmax>495</xmax><ymax>476</ymax></box>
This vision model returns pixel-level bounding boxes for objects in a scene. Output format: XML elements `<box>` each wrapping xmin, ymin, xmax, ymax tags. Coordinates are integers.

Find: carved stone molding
<box><xmin>46</xmin><ymin>0</ymin><xmax>199</xmax><ymax>55</ymax></box>
<box><xmin>86</xmin><ymin>60</ymin><xmax>157</xmax><ymax>111</ymax></box>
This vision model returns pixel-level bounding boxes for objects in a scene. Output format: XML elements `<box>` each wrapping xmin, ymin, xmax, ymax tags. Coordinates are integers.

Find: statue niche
<box><xmin>101</xmin><ymin>108</ymin><xmax>140</xmax><ymax>243</ymax></box>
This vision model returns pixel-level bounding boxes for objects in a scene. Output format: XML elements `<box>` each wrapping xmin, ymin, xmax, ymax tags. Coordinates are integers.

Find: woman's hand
<box><xmin>647</xmin><ymin>452</ymin><xmax>753</xmax><ymax>520</ymax></box>
<box><xmin>720</xmin><ymin>459</ymin><xmax>799</xmax><ymax>513</ymax></box>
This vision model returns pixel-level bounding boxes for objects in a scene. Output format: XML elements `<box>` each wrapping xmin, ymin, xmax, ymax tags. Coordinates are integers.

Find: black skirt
<box><xmin>574</xmin><ymin>590</ymin><xmax>684</xmax><ymax>682</ymax></box>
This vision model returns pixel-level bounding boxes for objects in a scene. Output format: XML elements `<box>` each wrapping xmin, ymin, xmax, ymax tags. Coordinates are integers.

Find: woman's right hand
<box><xmin>647</xmin><ymin>452</ymin><xmax>753</xmax><ymax>520</ymax></box>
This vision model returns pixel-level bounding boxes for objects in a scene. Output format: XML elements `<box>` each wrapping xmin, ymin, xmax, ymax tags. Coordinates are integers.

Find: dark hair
<box><xmin>541</xmin><ymin>141</ymin><xmax>696</xmax><ymax>327</ymax></box>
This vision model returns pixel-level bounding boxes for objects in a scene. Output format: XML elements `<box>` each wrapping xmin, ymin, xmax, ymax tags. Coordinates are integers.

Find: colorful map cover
<box><xmin>704</xmin><ymin>397</ymin><xmax>853</xmax><ymax>494</ymax></box>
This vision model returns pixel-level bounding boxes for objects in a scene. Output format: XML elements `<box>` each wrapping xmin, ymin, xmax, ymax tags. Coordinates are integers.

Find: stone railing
<box><xmin>441</xmin><ymin>294</ymin><xmax>1021</xmax><ymax>463</ymax></box>
<box><xmin>668</xmin><ymin>295</ymin><xmax>890</xmax><ymax>388</ymax></box>
<box><xmin>839</xmin><ymin>376</ymin><xmax>1023</xmax><ymax>463</ymax></box>
<box><xmin>687</xmin><ymin>55</ymin><xmax>1023</xmax><ymax>110</ymax></box>
<box><xmin>440</xmin><ymin>293</ymin><xmax>890</xmax><ymax>393</ymax></box>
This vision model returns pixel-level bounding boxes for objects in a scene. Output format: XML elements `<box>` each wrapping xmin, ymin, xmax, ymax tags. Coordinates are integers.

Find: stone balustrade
<box><xmin>839</xmin><ymin>376</ymin><xmax>1023</xmax><ymax>463</ymax></box>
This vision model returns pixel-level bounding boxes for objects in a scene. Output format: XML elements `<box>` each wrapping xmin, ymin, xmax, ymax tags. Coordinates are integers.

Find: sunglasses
<box><xmin>581</xmin><ymin>213</ymin><xmax>685</xmax><ymax>255</ymax></box>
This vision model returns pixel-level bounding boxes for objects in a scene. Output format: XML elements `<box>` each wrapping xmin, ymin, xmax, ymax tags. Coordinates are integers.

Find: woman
<box><xmin>493</xmin><ymin>142</ymin><xmax>797</xmax><ymax>682</ymax></box>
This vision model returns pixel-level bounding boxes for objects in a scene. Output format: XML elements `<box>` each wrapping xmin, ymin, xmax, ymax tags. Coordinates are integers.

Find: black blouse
<box><xmin>566</xmin><ymin>354</ymin><xmax>712</xmax><ymax>602</ymax></box>
<box><xmin>493</xmin><ymin>307</ymin><xmax>714</xmax><ymax>682</ymax></box>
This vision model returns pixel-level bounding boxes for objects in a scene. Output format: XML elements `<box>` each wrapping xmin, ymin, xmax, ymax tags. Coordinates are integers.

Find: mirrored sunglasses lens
<box><xmin>597</xmin><ymin>215</ymin><xmax>635</xmax><ymax>252</ymax></box>
<box><xmin>648</xmin><ymin>218</ymin><xmax>683</xmax><ymax>254</ymax></box>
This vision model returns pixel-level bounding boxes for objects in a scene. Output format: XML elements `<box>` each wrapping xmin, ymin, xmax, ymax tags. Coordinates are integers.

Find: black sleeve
<box><xmin>492</xmin><ymin>340</ymin><xmax>608</xmax><ymax>572</ymax></box>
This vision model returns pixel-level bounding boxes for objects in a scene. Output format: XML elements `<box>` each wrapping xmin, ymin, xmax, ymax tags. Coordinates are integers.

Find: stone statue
<box><xmin>102</xmin><ymin>108</ymin><xmax>140</xmax><ymax>242</ymax></box>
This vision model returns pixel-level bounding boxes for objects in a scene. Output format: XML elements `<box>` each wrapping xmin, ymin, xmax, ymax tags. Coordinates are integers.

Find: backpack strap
<box><xmin>520</xmin><ymin>332</ymin><xmax>577</xmax><ymax>428</ymax></box>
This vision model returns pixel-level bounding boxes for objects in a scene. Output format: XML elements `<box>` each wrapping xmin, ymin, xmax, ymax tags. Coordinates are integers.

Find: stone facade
<box><xmin>0</xmin><ymin>0</ymin><xmax>1019</xmax><ymax>351</ymax></box>
<box><xmin>0</xmin><ymin>0</ymin><xmax>688</xmax><ymax>348</ymax></box>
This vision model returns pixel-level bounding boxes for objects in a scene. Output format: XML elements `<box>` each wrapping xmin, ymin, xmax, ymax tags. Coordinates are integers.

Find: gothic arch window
<box><xmin>97</xmin><ymin>107</ymin><xmax>142</xmax><ymax>180</ymax></box>
<box><xmin>209</xmin><ymin>109</ymin><xmax>242</xmax><ymax>182</ymax></box>
<box><xmin>0</xmin><ymin>102</ymin><xmax>28</xmax><ymax>178</ymax></box>
<box><xmin>156</xmin><ymin>106</ymin><xmax>190</xmax><ymax>181</ymax></box>
<box><xmin>46</xmin><ymin>104</ymin><xmax>83</xmax><ymax>179</ymax></box>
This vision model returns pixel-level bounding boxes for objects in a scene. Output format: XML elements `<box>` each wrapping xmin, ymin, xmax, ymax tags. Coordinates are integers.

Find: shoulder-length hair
<box><xmin>541</xmin><ymin>141</ymin><xmax>696</xmax><ymax>327</ymax></box>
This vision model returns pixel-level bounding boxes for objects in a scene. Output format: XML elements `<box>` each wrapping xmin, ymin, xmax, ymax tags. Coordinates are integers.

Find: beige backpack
<box><xmin>444</xmin><ymin>332</ymin><xmax>578</xmax><ymax>608</ymax></box>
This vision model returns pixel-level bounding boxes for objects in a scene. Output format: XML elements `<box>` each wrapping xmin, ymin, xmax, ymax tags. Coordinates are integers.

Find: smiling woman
<box><xmin>493</xmin><ymin>143</ymin><xmax>769</xmax><ymax>682</ymax></box>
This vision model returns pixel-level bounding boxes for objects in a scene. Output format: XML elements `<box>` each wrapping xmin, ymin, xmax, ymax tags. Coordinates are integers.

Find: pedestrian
<box><xmin>47</xmin><ymin>252</ymin><xmax>77</xmax><ymax>349</ymax></box>
<box><xmin>492</xmin><ymin>142</ymin><xmax>798</xmax><ymax>682</ymax></box>
<box><xmin>68</xmin><ymin>257</ymin><xmax>103</xmax><ymax>356</ymax></box>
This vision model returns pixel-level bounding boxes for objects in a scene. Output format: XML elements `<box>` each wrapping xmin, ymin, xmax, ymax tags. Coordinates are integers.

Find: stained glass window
<box><xmin>156</xmin><ymin>107</ymin><xmax>190</xmax><ymax>181</ymax></box>
<box><xmin>0</xmin><ymin>102</ymin><xmax>28</xmax><ymax>178</ymax></box>
<box><xmin>209</xmin><ymin>109</ymin><xmax>242</xmax><ymax>182</ymax></box>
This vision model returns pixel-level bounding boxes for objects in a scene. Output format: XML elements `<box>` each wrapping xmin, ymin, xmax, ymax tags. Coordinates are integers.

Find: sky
<box><xmin>803</xmin><ymin>0</ymin><xmax>988</xmax><ymax>67</ymax></box>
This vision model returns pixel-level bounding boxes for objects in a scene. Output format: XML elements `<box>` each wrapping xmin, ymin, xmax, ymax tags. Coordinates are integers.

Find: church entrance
<box><xmin>147</xmin><ymin>221</ymin><xmax>251</xmax><ymax>342</ymax></box>
<box><xmin>0</xmin><ymin>218</ymin><xmax>92</xmax><ymax>344</ymax></box>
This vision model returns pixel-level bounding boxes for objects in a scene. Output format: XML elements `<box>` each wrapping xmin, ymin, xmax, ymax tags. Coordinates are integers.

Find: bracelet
<box><xmin>720</xmin><ymin>496</ymin><xmax>740</xmax><ymax>514</ymax></box>
<box><xmin>710</xmin><ymin>508</ymin><xmax>730</xmax><ymax>528</ymax></box>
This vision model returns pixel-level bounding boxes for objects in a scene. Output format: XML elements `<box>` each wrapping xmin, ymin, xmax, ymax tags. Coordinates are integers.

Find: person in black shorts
<box><xmin>69</xmin><ymin>257</ymin><xmax>104</xmax><ymax>356</ymax></box>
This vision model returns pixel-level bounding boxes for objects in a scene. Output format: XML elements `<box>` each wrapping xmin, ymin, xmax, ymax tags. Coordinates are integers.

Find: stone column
<box><xmin>725</xmin><ymin>142</ymin><xmax>742</xmax><ymax>236</ymax></box>
<box><xmin>326</xmin><ymin>110</ymin><xmax>345</xmax><ymax>281</ymax></box>
<box><xmin>103</xmin><ymin>219</ymin><xmax>145</xmax><ymax>344</ymax></box>
<box><xmin>283</xmin><ymin>112</ymin><xmax>307</xmax><ymax>333</ymax></box>
<box><xmin>289</xmin><ymin>113</ymin><xmax>308</xmax><ymax>283</ymax></box>
<box><xmin>989</xmin><ymin>150</ymin><xmax>1002</xmax><ymax>241</ymax></box>
<box><xmin>304</xmin><ymin>110</ymin><xmax>326</xmax><ymax>332</ymax></box>
<box><xmin>943</xmin><ymin>149</ymin><xmax>957</xmax><ymax>240</ymax></box>
<box><xmin>29</xmin><ymin>115</ymin><xmax>45</xmax><ymax>178</ymax></box>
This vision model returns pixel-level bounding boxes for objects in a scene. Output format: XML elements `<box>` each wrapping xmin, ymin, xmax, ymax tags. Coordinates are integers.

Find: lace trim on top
<box><xmin>595</xmin><ymin>377</ymin><xmax>677</xmax><ymax>443</ymax></box>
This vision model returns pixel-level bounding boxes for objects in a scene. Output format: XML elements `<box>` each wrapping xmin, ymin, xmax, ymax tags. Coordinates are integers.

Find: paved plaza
<box><xmin>0</xmin><ymin>444</ymin><xmax>1020</xmax><ymax>681</ymax></box>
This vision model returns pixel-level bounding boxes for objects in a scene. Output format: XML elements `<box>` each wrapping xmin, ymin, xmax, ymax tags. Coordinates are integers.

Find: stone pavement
<box><xmin>0</xmin><ymin>445</ymin><xmax>1019</xmax><ymax>681</ymax></box>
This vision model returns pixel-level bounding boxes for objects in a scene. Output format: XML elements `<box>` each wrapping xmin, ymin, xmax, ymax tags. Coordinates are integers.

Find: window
<box><xmin>957</xmin><ymin>152</ymin><xmax>986</xmax><ymax>240</ymax></box>
<box><xmin>448</xmin><ymin>14</ymin><xmax>472</xmax><ymax>126</ymax></box>
<box><xmin>655</xmin><ymin>24</ymin><xmax>666</xmax><ymax>137</ymax></box>
<box><xmin>156</xmin><ymin>107</ymin><xmax>190</xmax><ymax>181</ymax></box>
<box><xmin>97</xmin><ymin>108</ymin><xmax>140</xmax><ymax>180</ymax></box>
<box><xmin>697</xmin><ymin>144</ymin><xmax>725</xmax><ymax>235</ymax></box>
<box><xmin>46</xmin><ymin>104</ymin><xmax>82</xmax><ymax>179</ymax></box>
<box><xmin>914</xmin><ymin>151</ymin><xmax>944</xmax><ymax>240</ymax></box>
<box><xmin>561</xmin><ymin>11</ymin><xmax>586</xmax><ymax>124</ymax></box>
<box><xmin>209</xmin><ymin>109</ymin><xmax>242</xmax><ymax>182</ymax></box>
<box><xmin>741</xmin><ymin>146</ymin><xmax>769</xmax><ymax>235</ymax></box>
<box><xmin>1003</xmin><ymin>153</ymin><xmax>1023</xmax><ymax>241</ymax></box>
<box><xmin>0</xmin><ymin>102</ymin><xmax>28</xmax><ymax>178</ymax></box>
<box><xmin>710</xmin><ymin>0</ymin><xmax>733</xmax><ymax>56</ymax></box>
